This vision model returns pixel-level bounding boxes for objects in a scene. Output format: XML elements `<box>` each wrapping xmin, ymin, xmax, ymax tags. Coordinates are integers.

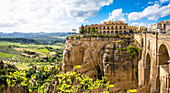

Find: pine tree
<box><xmin>79</xmin><ymin>24</ymin><xmax>84</xmax><ymax>34</ymax></box>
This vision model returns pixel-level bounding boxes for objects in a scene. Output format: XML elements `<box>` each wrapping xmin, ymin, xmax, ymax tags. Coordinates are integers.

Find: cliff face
<box><xmin>62</xmin><ymin>37</ymin><xmax>138</xmax><ymax>92</ymax></box>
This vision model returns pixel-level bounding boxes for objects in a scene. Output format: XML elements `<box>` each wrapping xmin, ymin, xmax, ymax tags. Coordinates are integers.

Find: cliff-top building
<box><xmin>82</xmin><ymin>21</ymin><xmax>128</xmax><ymax>34</ymax></box>
<box><xmin>138</xmin><ymin>26</ymin><xmax>147</xmax><ymax>32</ymax></box>
<box><xmin>81</xmin><ymin>21</ymin><xmax>147</xmax><ymax>34</ymax></box>
<box><xmin>128</xmin><ymin>26</ymin><xmax>138</xmax><ymax>32</ymax></box>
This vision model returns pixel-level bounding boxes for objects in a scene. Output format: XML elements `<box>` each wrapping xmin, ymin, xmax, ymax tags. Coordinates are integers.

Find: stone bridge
<box><xmin>134</xmin><ymin>33</ymin><xmax>170</xmax><ymax>93</ymax></box>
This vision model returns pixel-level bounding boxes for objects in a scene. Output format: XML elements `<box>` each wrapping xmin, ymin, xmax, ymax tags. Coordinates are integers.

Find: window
<box><xmin>107</xmin><ymin>31</ymin><xmax>110</xmax><ymax>34</ymax></box>
<box><xmin>120</xmin><ymin>26</ymin><xmax>122</xmax><ymax>29</ymax></box>
<box><xmin>111</xmin><ymin>26</ymin><xmax>113</xmax><ymax>29</ymax></box>
<box><xmin>116</xmin><ymin>26</ymin><xmax>118</xmax><ymax>29</ymax></box>
<box><xmin>124</xmin><ymin>26</ymin><xmax>126</xmax><ymax>29</ymax></box>
<box><xmin>103</xmin><ymin>31</ymin><xmax>106</xmax><ymax>34</ymax></box>
<box><xmin>103</xmin><ymin>26</ymin><xmax>105</xmax><ymax>29</ymax></box>
<box><xmin>115</xmin><ymin>31</ymin><xmax>118</xmax><ymax>33</ymax></box>
<box><xmin>100</xmin><ymin>27</ymin><xmax>101</xmax><ymax>30</ymax></box>
<box><xmin>107</xmin><ymin>26</ymin><xmax>109</xmax><ymax>29</ymax></box>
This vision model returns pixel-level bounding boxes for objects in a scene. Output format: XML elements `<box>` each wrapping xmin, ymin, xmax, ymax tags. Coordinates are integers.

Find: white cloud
<box><xmin>154</xmin><ymin>1</ymin><xmax>160</xmax><ymax>4</ymax></box>
<box><xmin>131</xmin><ymin>23</ymin><xmax>147</xmax><ymax>27</ymax></box>
<box><xmin>131</xmin><ymin>23</ymin><xmax>152</xmax><ymax>29</ymax></box>
<box><xmin>0</xmin><ymin>0</ymin><xmax>113</xmax><ymax>33</ymax></box>
<box><xmin>135</xmin><ymin>3</ymin><xmax>139</xmax><ymax>5</ymax></box>
<box><xmin>101</xmin><ymin>9</ymin><xmax>126</xmax><ymax>23</ymax></box>
<box><xmin>159</xmin><ymin>0</ymin><xmax>169</xmax><ymax>2</ymax></box>
<box><xmin>148</xmin><ymin>2</ymin><xmax>154</xmax><ymax>4</ymax></box>
<box><xmin>128</xmin><ymin>4</ymin><xmax>170</xmax><ymax>21</ymax></box>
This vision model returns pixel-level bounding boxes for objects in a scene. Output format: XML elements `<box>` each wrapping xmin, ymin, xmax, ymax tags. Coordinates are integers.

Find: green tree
<box><xmin>84</xmin><ymin>28</ymin><xmax>87</xmax><ymax>33</ymax></box>
<box><xmin>129</xmin><ymin>30</ymin><xmax>134</xmax><ymax>33</ymax></box>
<box><xmin>91</xmin><ymin>26</ymin><xmax>95</xmax><ymax>34</ymax></box>
<box><xmin>79</xmin><ymin>24</ymin><xmax>85</xmax><ymax>34</ymax></box>
<box><xmin>127</xmin><ymin>45</ymin><xmax>141</xmax><ymax>82</ymax></box>
<box><xmin>72</xmin><ymin>29</ymin><xmax>77</xmax><ymax>35</ymax></box>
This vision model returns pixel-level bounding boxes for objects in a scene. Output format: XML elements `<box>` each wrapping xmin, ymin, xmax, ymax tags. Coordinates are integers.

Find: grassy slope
<box><xmin>0</xmin><ymin>52</ymin><xmax>13</xmax><ymax>58</ymax></box>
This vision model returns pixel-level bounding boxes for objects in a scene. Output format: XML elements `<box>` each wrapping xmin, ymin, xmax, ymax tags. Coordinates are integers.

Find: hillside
<box><xmin>0</xmin><ymin>32</ymin><xmax>72</xmax><ymax>38</ymax></box>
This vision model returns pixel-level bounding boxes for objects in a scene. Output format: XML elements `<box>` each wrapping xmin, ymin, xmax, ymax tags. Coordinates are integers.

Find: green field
<box><xmin>0</xmin><ymin>42</ymin><xmax>64</xmax><ymax>70</ymax></box>
<box><xmin>36</xmin><ymin>48</ymin><xmax>50</xmax><ymax>53</ymax></box>
<box><xmin>0</xmin><ymin>42</ymin><xmax>65</xmax><ymax>49</ymax></box>
<box><xmin>0</xmin><ymin>52</ymin><xmax>13</xmax><ymax>58</ymax></box>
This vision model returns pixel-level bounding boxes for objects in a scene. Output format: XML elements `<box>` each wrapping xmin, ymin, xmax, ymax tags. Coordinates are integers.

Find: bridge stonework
<box><xmin>134</xmin><ymin>33</ymin><xmax>170</xmax><ymax>93</ymax></box>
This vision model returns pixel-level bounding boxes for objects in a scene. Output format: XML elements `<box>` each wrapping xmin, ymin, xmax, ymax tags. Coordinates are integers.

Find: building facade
<box><xmin>81</xmin><ymin>21</ymin><xmax>149</xmax><ymax>34</ymax></box>
<box><xmin>138</xmin><ymin>26</ymin><xmax>147</xmax><ymax>32</ymax></box>
<box><xmin>128</xmin><ymin>26</ymin><xmax>138</xmax><ymax>32</ymax></box>
<box><xmin>98</xmin><ymin>21</ymin><xmax>128</xmax><ymax>34</ymax></box>
<box><xmin>149</xmin><ymin>20</ymin><xmax>170</xmax><ymax>33</ymax></box>
<box><xmin>82</xmin><ymin>21</ymin><xmax>128</xmax><ymax>35</ymax></box>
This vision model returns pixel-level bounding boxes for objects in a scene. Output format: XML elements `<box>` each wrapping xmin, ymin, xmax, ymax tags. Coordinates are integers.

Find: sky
<box><xmin>0</xmin><ymin>0</ymin><xmax>169</xmax><ymax>33</ymax></box>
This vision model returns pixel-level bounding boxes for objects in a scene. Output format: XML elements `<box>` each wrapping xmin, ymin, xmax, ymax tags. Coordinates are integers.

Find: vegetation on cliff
<box><xmin>127</xmin><ymin>45</ymin><xmax>141</xmax><ymax>82</ymax></box>
<box><xmin>6</xmin><ymin>65</ymin><xmax>113</xmax><ymax>93</ymax></box>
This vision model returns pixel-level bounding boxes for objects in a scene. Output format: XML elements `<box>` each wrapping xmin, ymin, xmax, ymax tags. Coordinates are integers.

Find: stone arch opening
<box><xmin>119</xmin><ymin>31</ymin><xmax>122</xmax><ymax>34</ymax></box>
<box><xmin>111</xmin><ymin>31</ymin><xmax>114</xmax><ymax>34</ymax></box>
<box><xmin>100</xmin><ymin>31</ymin><xmax>102</xmax><ymax>34</ymax></box>
<box><xmin>158</xmin><ymin>44</ymin><xmax>169</xmax><ymax>65</ymax></box>
<box><xmin>103</xmin><ymin>31</ymin><xmax>106</xmax><ymax>34</ymax></box>
<box><xmin>144</xmin><ymin>53</ymin><xmax>151</xmax><ymax>85</ymax></box>
<box><xmin>155</xmin><ymin>44</ymin><xmax>169</xmax><ymax>92</ymax></box>
<box><xmin>141</xmin><ymin>38</ymin><xmax>144</xmax><ymax>47</ymax></box>
<box><xmin>107</xmin><ymin>31</ymin><xmax>110</xmax><ymax>34</ymax></box>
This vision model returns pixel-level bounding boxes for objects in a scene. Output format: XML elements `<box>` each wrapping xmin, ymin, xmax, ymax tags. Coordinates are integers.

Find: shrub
<box><xmin>7</xmin><ymin>65</ymin><xmax>113</xmax><ymax>93</ymax></box>
<box><xmin>119</xmin><ymin>37</ymin><xmax>124</xmax><ymax>39</ymax></box>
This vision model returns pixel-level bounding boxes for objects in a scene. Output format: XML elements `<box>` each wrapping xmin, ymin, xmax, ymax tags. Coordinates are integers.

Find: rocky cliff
<box><xmin>62</xmin><ymin>36</ymin><xmax>139</xmax><ymax>92</ymax></box>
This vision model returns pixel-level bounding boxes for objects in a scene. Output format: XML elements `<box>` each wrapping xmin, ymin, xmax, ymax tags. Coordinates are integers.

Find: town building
<box><xmin>149</xmin><ymin>24</ymin><xmax>157</xmax><ymax>32</ymax></box>
<box><xmin>149</xmin><ymin>20</ymin><xmax>170</xmax><ymax>33</ymax></box>
<box><xmin>98</xmin><ymin>21</ymin><xmax>128</xmax><ymax>34</ymax></box>
<box><xmin>81</xmin><ymin>21</ymin><xmax>128</xmax><ymax>35</ymax></box>
<box><xmin>80</xmin><ymin>21</ymin><xmax>149</xmax><ymax>35</ymax></box>
<box><xmin>128</xmin><ymin>26</ymin><xmax>138</xmax><ymax>32</ymax></box>
<box><xmin>83</xmin><ymin>24</ymin><xmax>99</xmax><ymax>33</ymax></box>
<box><xmin>138</xmin><ymin>26</ymin><xmax>147</xmax><ymax>32</ymax></box>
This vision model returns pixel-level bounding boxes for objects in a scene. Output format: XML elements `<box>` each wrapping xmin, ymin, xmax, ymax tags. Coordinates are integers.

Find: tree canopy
<box><xmin>79</xmin><ymin>24</ymin><xmax>85</xmax><ymax>34</ymax></box>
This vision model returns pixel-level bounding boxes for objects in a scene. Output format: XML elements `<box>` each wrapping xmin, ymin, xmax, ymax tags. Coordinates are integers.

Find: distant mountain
<box><xmin>0</xmin><ymin>38</ymin><xmax>41</xmax><ymax>45</ymax></box>
<box><xmin>0</xmin><ymin>32</ymin><xmax>72</xmax><ymax>45</ymax></box>
<box><xmin>0</xmin><ymin>32</ymin><xmax>72</xmax><ymax>38</ymax></box>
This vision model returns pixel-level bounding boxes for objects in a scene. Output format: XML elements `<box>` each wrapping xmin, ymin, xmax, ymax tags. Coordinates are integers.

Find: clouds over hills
<box><xmin>0</xmin><ymin>0</ymin><xmax>113</xmax><ymax>33</ymax></box>
<box><xmin>0</xmin><ymin>0</ymin><xmax>170</xmax><ymax>33</ymax></box>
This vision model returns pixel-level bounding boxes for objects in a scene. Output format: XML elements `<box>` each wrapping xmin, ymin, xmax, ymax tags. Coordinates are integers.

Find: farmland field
<box><xmin>0</xmin><ymin>41</ymin><xmax>64</xmax><ymax>70</ymax></box>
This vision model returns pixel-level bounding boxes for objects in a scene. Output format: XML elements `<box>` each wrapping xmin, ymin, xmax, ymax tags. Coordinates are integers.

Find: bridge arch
<box><xmin>144</xmin><ymin>53</ymin><xmax>151</xmax><ymax>85</ymax></box>
<box><xmin>158</xmin><ymin>44</ymin><xmax>169</xmax><ymax>65</ymax></box>
<box><xmin>155</xmin><ymin>44</ymin><xmax>169</xmax><ymax>92</ymax></box>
